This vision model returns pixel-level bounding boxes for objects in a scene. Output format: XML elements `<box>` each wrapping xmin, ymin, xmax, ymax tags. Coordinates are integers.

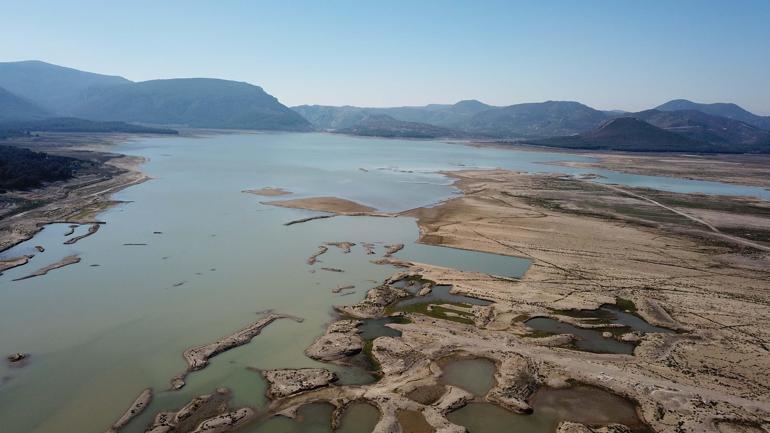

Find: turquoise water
<box><xmin>0</xmin><ymin>132</ymin><xmax>762</xmax><ymax>433</ymax></box>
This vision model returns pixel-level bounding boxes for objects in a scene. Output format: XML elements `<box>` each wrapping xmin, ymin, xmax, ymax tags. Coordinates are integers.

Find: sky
<box><xmin>1</xmin><ymin>0</ymin><xmax>769</xmax><ymax>114</ymax></box>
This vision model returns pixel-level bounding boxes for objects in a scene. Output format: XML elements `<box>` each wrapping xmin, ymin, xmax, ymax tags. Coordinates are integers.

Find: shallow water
<box><xmin>0</xmin><ymin>132</ymin><xmax>758</xmax><ymax>433</ymax></box>
<box><xmin>439</xmin><ymin>357</ymin><xmax>496</xmax><ymax>396</ymax></box>
<box><xmin>395</xmin><ymin>284</ymin><xmax>492</xmax><ymax>308</ymax></box>
<box><xmin>358</xmin><ymin>317</ymin><xmax>405</xmax><ymax>340</ymax></box>
<box><xmin>525</xmin><ymin>304</ymin><xmax>674</xmax><ymax>354</ymax></box>
<box><xmin>397</xmin><ymin>244</ymin><xmax>531</xmax><ymax>278</ymax></box>
<box><xmin>336</xmin><ymin>402</ymin><xmax>380</xmax><ymax>433</ymax></box>
<box><xmin>243</xmin><ymin>402</ymin><xmax>333</xmax><ymax>433</ymax></box>
<box><xmin>448</xmin><ymin>385</ymin><xmax>648</xmax><ymax>433</ymax></box>
<box><xmin>524</xmin><ymin>317</ymin><xmax>636</xmax><ymax>354</ymax></box>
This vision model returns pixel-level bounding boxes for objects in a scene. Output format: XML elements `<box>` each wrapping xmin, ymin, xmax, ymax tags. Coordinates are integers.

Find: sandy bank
<box><xmin>172</xmin><ymin>313</ymin><xmax>303</xmax><ymax>390</ymax></box>
<box><xmin>13</xmin><ymin>255</ymin><xmax>81</xmax><ymax>281</ymax></box>
<box><xmin>264</xmin><ymin>196</ymin><xmax>377</xmax><ymax>214</ymax></box>
<box><xmin>242</xmin><ymin>187</ymin><xmax>292</xmax><ymax>196</ymax></box>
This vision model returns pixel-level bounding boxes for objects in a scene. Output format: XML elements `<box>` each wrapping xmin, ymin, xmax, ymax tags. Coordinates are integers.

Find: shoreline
<box><xmin>467</xmin><ymin>141</ymin><xmax>770</xmax><ymax>190</ymax></box>
<box><xmin>0</xmin><ymin>133</ymin><xmax>151</xmax><ymax>255</ymax></box>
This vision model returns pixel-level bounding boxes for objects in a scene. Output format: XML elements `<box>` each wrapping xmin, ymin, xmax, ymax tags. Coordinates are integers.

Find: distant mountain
<box><xmin>0</xmin><ymin>61</ymin><xmax>311</xmax><ymax>131</ymax></box>
<box><xmin>292</xmin><ymin>100</ymin><xmax>493</xmax><ymax>130</ymax></box>
<box><xmin>291</xmin><ymin>105</ymin><xmax>370</xmax><ymax>130</ymax></box>
<box><xmin>632</xmin><ymin>109</ymin><xmax>770</xmax><ymax>147</ymax></box>
<box><xmin>336</xmin><ymin>114</ymin><xmax>469</xmax><ymax>139</ymax></box>
<box><xmin>71</xmin><ymin>78</ymin><xmax>312</xmax><ymax>131</ymax></box>
<box><xmin>0</xmin><ymin>60</ymin><xmax>130</xmax><ymax>114</ymax></box>
<box><xmin>460</xmin><ymin>101</ymin><xmax>609</xmax><ymax>138</ymax></box>
<box><xmin>656</xmin><ymin>99</ymin><xmax>770</xmax><ymax>131</ymax></box>
<box><xmin>0</xmin><ymin>86</ymin><xmax>51</xmax><ymax>122</ymax></box>
<box><xmin>525</xmin><ymin>117</ymin><xmax>726</xmax><ymax>152</ymax></box>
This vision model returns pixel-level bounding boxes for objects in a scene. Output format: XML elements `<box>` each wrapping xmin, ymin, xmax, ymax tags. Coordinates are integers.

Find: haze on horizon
<box><xmin>1</xmin><ymin>0</ymin><xmax>769</xmax><ymax>114</ymax></box>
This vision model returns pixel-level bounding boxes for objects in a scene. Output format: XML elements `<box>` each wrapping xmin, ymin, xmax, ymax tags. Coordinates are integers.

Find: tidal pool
<box><xmin>0</xmin><ymin>132</ymin><xmax>757</xmax><ymax>433</ymax></box>
<box><xmin>448</xmin><ymin>385</ymin><xmax>648</xmax><ymax>433</ymax></box>
<box><xmin>438</xmin><ymin>357</ymin><xmax>496</xmax><ymax>396</ymax></box>
<box><xmin>336</xmin><ymin>401</ymin><xmax>380</xmax><ymax>433</ymax></box>
<box><xmin>524</xmin><ymin>317</ymin><xmax>636</xmax><ymax>354</ymax></box>
<box><xmin>524</xmin><ymin>303</ymin><xmax>675</xmax><ymax>354</ymax></box>
<box><xmin>394</xmin><ymin>284</ymin><xmax>493</xmax><ymax>308</ymax></box>
<box><xmin>358</xmin><ymin>316</ymin><xmax>407</xmax><ymax>340</ymax></box>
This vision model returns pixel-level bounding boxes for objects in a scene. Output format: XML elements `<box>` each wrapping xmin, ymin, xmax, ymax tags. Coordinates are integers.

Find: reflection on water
<box><xmin>0</xmin><ymin>132</ymin><xmax>755</xmax><ymax>433</ymax></box>
<box><xmin>448</xmin><ymin>385</ymin><xmax>649</xmax><ymax>433</ymax></box>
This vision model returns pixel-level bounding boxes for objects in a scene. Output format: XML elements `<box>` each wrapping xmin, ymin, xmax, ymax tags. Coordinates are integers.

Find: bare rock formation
<box><xmin>263</xmin><ymin>368</ymin><xmax>338</xmax><ymax>399</ymax></box>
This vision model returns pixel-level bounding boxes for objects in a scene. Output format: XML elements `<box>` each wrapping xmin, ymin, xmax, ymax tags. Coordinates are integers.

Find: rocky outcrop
<box><xmin>104</xmin><ymin>388</ymin><xmax>152</xmax><ymax>433</ymax></box>
<box><xmin>6</xmin><ymin>352</ymin><xmax>29</xmax><ymax>365</ymax></box>
<box><xmin>263</xmin><ymin>368</ymin><xmax>338</xmax><ymax>399</ymax></box>
<box><xmin>432</xmin><ymin>385</ymin><xmax>473</xmax><ymax>413</ymax></box>
<box><xmin>336</xmin><ymin>284</ymin><xmax>408</xmax><ymax>318</ymax></box>
<box><xmin>326</xmin><ymin>241</ymin><xmax>355</xmax><ymax>253</ymax></box>
<box><xmin>145</xmin><ymin>388</ymin><xmax>253</xmax><ymax>433</ymax></box>
<box><xmin>63</xmin><ymin>223</ymin><xmax>100</xmax><ymax>245</ymax></box>
<box><xmin>171</xmin><ymin>313</ymin><xmax>302</xmax><ymax>389</ymax></box>
<box><xmin>305</xmin><ymin>319</ymin><xmax>363</xmax><ymax>362</ymax></box>
<box><xmin>307</xmin><ymin>246</ymin><xmax>328</xmax><ymax>265</ymax></box>
<box><xmin>13</xmin><ymin>255</ymin><xmax>80</xmax><ymax>281</ymax></box>
<box><xmin>0</xmin><ymin>256</ymin><xmax>30</xmax><ymax>273</ymax></box>
<box><xmin>384</xmin><ymin>244</ymin><xmax>404</xmax><ymax>257</ymax></box>
<box><xmin>485</xmin><ymin>353</ymin><xmax>537</xmax><ymax>413</ymax></box>
<box><xmin>557</xmin><ymin>421</ymin><xmax>633</xmax><ymax>433</ymax></box>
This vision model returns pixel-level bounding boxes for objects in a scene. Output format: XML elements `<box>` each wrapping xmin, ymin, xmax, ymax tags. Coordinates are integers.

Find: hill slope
<box><xmin>633</xmin><ymin>109</ymin><xmax>770</xmax><ymax>147</ymax></box>
<box><xmin>0</xmin><ymin>86</ymin><xmax>51</xmax><ymax>121</ymax></box>
<box><xmin>292</xmin><ymin>100</ymin><xmax>493</xmax><ymax>130</ymax></box>
<box><xmin>526</xmin><ymin>117</ymin><xmax>726</xmax><ymax>152</ymax></box>
<box><xmin>336</xmin><ymin>114</ymin><xmax>469</xmax><ymax>139</ymax></box>
<box><xmin>0</xmin><ymin>118</ymin><xmax>177</xmax><ymax>139</ymax></box>
<box><xmin>461</xmin><ymin>101</ymin><xmax>609</xmax><ymax>138</ymax></box>
<box><xmin>0</xmin><ymin>60</ymin><xmax>130</xmax><ymax>114</ymax></box>
<box><xmin>0</xmin><ymin>61</ymin><xmax>311</xmax><ymax>131</ymax></box>
<box><xmin>656</xmin><ymin>99</ymin><xmax>770</xmax><ymax>131</ymax></box>
<box><xmin>72</xmin><ymin>78</ymin><xmax>312</xmax><ymax>131</ymax></box>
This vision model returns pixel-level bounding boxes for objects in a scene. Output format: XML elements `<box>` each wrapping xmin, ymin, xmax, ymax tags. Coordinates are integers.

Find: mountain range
<box><xmin>0</xmin><ymin>60</ymin><xmax>311</xmax><ymax>131</ymax></box>
<box><xmin>0</xmin><ymin>60</ymin><xmax>768</xmax><ymax>152</ymax></box>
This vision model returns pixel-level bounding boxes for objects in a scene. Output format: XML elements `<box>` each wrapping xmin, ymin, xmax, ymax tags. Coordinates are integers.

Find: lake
<box><xmin>0</xmin><ymin>132</ymin><xmax>765</xmax><ymax>433</ymax></box>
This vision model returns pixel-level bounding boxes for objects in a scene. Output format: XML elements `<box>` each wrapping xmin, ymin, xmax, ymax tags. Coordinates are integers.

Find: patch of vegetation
<box><xmin>0</xmin><ymin>117</ymin><xmax>178</xmax><ymax>137</ymax></box>
<box><xmin>0</xmin><ymin>145</ymin><xmax>92</xmax><ymax>192</ymax></box>
<box><xmin>615</xmin><ymin>297</ymin><xmax>637</xmax><ymax>312</ymax></box>
<box><xmin>388</xmin><ymin>301</ymin><xmax>475</xmax><ymax>325</ymax></box>
<box><xmin>719</xmin><ymin>226</ymin><xmax>770</xmax><ymax>243</ymax></box>
<box><xmin>362</xmin><ymin>339</ymin><xmax>381</xmax><ymax>374</ymax></box>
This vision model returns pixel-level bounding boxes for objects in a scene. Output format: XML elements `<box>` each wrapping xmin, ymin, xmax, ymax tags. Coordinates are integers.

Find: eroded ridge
<box><xmin>170</xmin><ymin>313</ymin><xmax>303</xmax><ymax>390</ymax></box>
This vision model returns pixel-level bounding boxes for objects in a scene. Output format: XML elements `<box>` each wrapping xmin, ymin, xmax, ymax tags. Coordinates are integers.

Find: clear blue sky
<box><xmin>2</xmin><ymin>0</ymin><xmax>769</xmax><ymax>113</ymax></box>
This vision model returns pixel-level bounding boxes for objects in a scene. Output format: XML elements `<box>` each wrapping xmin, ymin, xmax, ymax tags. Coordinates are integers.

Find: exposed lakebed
<box><xmin>0</xmin><ymin>133</ymin><xmax>757</xmax><ymax>433</ymax></box>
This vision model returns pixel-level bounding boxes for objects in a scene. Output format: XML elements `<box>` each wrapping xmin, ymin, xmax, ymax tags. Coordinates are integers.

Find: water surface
<box><xmin>448</xmin><ymin>385</ymin><xmax>648</xmax><ymax>433</ymax></box>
